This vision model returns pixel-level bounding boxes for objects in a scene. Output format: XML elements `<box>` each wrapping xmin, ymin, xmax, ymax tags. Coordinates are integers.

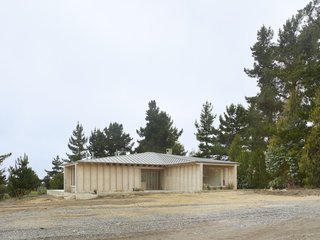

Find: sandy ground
<box><xmin>0</xmin><ymin>190</ymin><xmax>320</xmax><ymax>240</ymax></box>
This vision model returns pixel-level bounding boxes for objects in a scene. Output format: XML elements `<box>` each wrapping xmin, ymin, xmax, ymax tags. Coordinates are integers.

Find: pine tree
<box><xmin>44</xmin><ymin>155</ymin><xmax>64</xmax><ymax>189</ymax></box>
<box><xmin>0</xmin><ymin>153</ymin><xmax>11</xmax><ymax>199</ymax></box>
<box><xmin>45</xmin><ymin>155</ymin><xmax>63</xmax><ymax>177</ymax></box>
<box><xmin>88</xmin><ymin>128</ymin><xmax>107</xmax><ymax>158</ymax></box>
<box><xmin>172</xmin><ymin>141</ymin><xmax>187</xmax><ymax>156</ymax></box>
<box><xmin>226</xmin><ymin>102</ymin><xmax>270</xmax><ymax>189</ymax></box>
<box><xmin>245</xmin><ymin>26</ymin><xmax>283</xmax><ymax>124</ymax></box>
<box><xmin>7</xmin><ymin>154</ymin><xmax>40</xmax><ymax>198</ymax></box>
<box><xmin>136</xmin><ymin>100</ymin><xmax>184</xmax><ymax>154</ymax></box>
<box><xmin>66</xmin><ymin>122</ymin><xmax>87</xmax><ymax>162</ymax></box>
<box><xmin>194</xmin><ymin>101</ymin><xmax>218</xmax><ymax>158</ymax></box>
<box><xmin>228</xmin><ymin>135</ymin><xmax>252</xmax><ymax>188</ymax></box>
<box><xmin>104</xmin><ymin>122</ymin><xmax>133</xmax><ymax>156</ymax></box>
<box><xmin>218</xmin><ymin>104</ymin><xmax>247</xmax><ymax>155</ymax></box>
<box><xmin>265</xmin><ymin>91</ymin><xmax>306</xmax><ymax>188</ymax></box>
<box><xmin>0</xmin><ymin>153</ymin><xmax>11</xmax><ymax>162</ymax></box>
<box><xmin>300</xmin><ymin>90</ymin><xmax>320</xmax><ymax>187</ymax></box>
<box><xmin>242</xmin><ymin>1</ymin><xmax>320</xmax><ymax>188</ymax></box>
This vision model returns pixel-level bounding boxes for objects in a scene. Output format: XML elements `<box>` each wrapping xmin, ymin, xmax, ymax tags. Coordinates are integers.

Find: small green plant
<box><xmin>226</xmin><ymin>183</ymin><xmax>234</xmax><ymax>190</ymax></box>
<box><xmin>203</xmin><ymin>184</ymin><xmax>211</xmax><ymax>190</ymax></box>
<box><xmin>132</xmin><ymin>187</ymin><xmax>144</xmax><ymax>192</ymax></box>
<box><xmin>37</xmin><ymin>186</ymin><xmax>47</xmax><ymax>195</ymax></box>
<box><xmin>28</xmin><ymin>191</ymin><xmax>39</xmax><ymax>197</ymax></box>
<box><xmin>268</xmin><ymin>177</ymin><xmax>287</xmax><ymax>189</ymax></box>
<box><xmin>3</xmin><ymin>193</ymin><xmax>10</xmax><ymax>200</ymax></box>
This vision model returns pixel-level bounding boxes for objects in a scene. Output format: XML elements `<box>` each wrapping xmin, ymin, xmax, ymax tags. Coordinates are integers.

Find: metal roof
<box><xmin>76</xmin><ymin>152</ymin><xmax>237</xmax><ymax>166</ymax></box>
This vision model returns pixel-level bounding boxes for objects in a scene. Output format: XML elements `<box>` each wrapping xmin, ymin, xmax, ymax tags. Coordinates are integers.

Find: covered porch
<box><xmin>202</xmin><ymin>164</ymin><xmax>237</xmax><ymax>190</ymax></box>
<box><xmin>64</xmin><ymin>163</ymin><xmax>76</xmax><ymax>193</ymax></box>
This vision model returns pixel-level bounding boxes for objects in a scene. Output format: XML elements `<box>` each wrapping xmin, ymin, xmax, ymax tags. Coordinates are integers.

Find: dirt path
<box><xmin>0</xmin><ymin>190</ymin><xmax>320</xmax><ymax>240</ymax></box>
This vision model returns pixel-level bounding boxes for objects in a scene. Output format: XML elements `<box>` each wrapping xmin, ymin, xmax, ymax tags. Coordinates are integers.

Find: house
<box><xmin>64</xmin><ymin>152</ymin><xmax>238</xmax><ymax>194</ymax></box>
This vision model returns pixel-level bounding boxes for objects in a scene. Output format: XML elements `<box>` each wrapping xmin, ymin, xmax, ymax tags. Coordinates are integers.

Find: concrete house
<box><xmin>64</xmin><ymin>152</ymin><xmax>238</xmax><ymax>194</ymax></box>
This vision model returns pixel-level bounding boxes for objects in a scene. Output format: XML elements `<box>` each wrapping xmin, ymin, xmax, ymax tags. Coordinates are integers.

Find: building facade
<box><xmin>64</xmin><ymin>152</ymin><xmax>238</xmax><ymax>194</ymax></box>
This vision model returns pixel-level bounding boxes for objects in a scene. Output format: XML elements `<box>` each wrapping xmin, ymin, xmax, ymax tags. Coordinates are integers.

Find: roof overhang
<box><xmin>64</xmin><ymin>162</ymin><xmax>77</xmax><ymax>167</ymax></box>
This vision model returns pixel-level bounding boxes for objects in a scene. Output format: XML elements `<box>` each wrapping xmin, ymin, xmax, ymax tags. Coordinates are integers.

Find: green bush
<box><xmin>49</xmin><ymin>173</ymin><xmax>64</xmax><ymax>189</ymax></box>
<box><xmin>7</xmin><ymin>154</ymin><xmax>40</xmax><ymax>198</ymax></box>
<box><xmin>37</xmin><ymin>185</ymin><xmax>47</xmax><ymax>195</ymax></box>
<box><xmin>0</xmin><ymin>184</ymin><xmax>6</xmax><ymax>200</ymax></box>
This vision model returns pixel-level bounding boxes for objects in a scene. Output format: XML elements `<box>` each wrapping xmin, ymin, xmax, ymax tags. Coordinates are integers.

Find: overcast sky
<box><xmin>0</xmin><ymin>0</ymin><xmax>310</xmax><ymax>178</ymax></box>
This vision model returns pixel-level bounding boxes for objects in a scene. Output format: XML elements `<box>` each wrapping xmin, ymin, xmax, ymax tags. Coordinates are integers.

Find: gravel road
<box><xmin>0</xmin><ymin>190</ymin><xmax>320</xmax><ymax>240</ymax></box>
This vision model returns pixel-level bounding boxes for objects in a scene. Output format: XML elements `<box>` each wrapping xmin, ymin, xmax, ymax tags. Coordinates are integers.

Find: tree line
<box><xmin>195</xmin><ymin>0</ymin><xmax>320</xmax><ymax>189</ymax></box>
<box><xmin>224</xmin><ymin>0</ymin><xmax>320</xmax><ymax>189</ymax></box>
<box><xmin>1</xmin><ymin>0</ymin><xmax>320</xmax><ymax>198</ymax></box>
<box><xmin>193</xmin><ymin>1</ymin><xmax>320</xmax><ymax>189</ymax></box>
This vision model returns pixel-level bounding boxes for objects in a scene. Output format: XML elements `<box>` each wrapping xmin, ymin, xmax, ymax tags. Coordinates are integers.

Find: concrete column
<box><xmin>233</xmin><ymin>165</ymin><xmax>238</xmax><ymax>190</ymax></box>
<box><xmin>75</xmin><ymin>164</ymin><xmax>77</xmax><ymax>193</ymax></box>
<box><xmin>64</xmin><ymin>166</ymin><xmax>66</xmax><ymax>192</ymax></box>
<box><xmin>199</xmin><ymin>163</ymin><xmax>203</xmax><ymax>191</ymax></box>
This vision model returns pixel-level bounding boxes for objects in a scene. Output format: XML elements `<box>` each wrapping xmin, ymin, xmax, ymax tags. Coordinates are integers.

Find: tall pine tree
<box><xmin>300</xmin><ymin>89</ymin><xmax>320</xmax><ymax>187</ymax></box>
<box><xmin>265</xmin><ymin>91</ymin><xmax>306</xmax><ymax>188</ymax></box>
<box><xmin>66</xmin><ymin>122</ymin><xmax>87</xmax><ymax>162</ymax></box>
<box><xmin>45</xmin><ymin>155</ymin><xmax>63</xmax><ymax>177</ymax></box>
<box><xmin>136</xmin><ymin>100</ymin><xmax>184</xmax><ymax>154</ymax></box>
<box><xmin>218</xmin><ymin>104</ymin><xmax>247</xmax><ymax>155</ymax></box>
<box><xmin>242</xmin><ymin>1</ymin><xmax>320</xmax><ymax>188</ymax></box>
<box><xmin>104</xmin><ymin>122</ymin><xmax>133</xmax><ymax>156</ymax></box>
<box><xmin>245</xmin><ymin>26</ymin><xmax>283</xmax><ymax>124</ymax></box>
<box><xmin>194</xmin><ymin>101</ymin><xmax>218</xmax><ymax>158</ymax></box>
<box><xmin>88</xmin><ymin>128</ymin><xmax>107</xmax><ymax>158</ymax></box>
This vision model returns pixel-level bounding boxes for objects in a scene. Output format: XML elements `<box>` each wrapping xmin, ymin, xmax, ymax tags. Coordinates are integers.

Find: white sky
<box><xmin>0</xmin><ymin>0</ymin><xmax>310</xmax><ymax>178</ymax></box>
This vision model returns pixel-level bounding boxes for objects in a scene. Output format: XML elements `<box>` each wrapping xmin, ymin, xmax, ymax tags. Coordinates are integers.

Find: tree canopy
<box><xmin>104</xmin><ymin>122</ymin><xmax>134</xmax><ymax>156</ymax></box>
<box><xmin>88</xmin><ymin>128</ymin><xmax>107</xmax><ymax>158</ymax></box>
<box><xmin>136</xmin><ymin>100</ymin><xmax>185</xmax><ymax>155</ymax></box>
<box><xmin>241</xmin><ymin>0</ymin><xmax>320</xmax><ymax>188</ymax></box>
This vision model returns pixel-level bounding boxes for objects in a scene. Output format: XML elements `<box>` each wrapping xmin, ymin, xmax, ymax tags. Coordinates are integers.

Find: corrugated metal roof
<box><xmin>77</xmin><ymin>152</ymin><xmax>237</xmax><ymax>166</ymax></box>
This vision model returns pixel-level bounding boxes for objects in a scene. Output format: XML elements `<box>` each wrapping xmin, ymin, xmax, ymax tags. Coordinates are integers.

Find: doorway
<box><xmin>141</xmin><ymin>169</ymin><xmax>162</xmax><ymax>190</ymax></box>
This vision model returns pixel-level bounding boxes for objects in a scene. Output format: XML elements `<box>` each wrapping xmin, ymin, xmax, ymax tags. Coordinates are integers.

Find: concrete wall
<box><xmin>75</xmin><ymin>163</ymin><xmax>141</xmax><ymax>193</ymax></box>
<box><xmin>163</xmin><ymin>164</ymin><xmax>202</xmax><ymax>192</ymax></box>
